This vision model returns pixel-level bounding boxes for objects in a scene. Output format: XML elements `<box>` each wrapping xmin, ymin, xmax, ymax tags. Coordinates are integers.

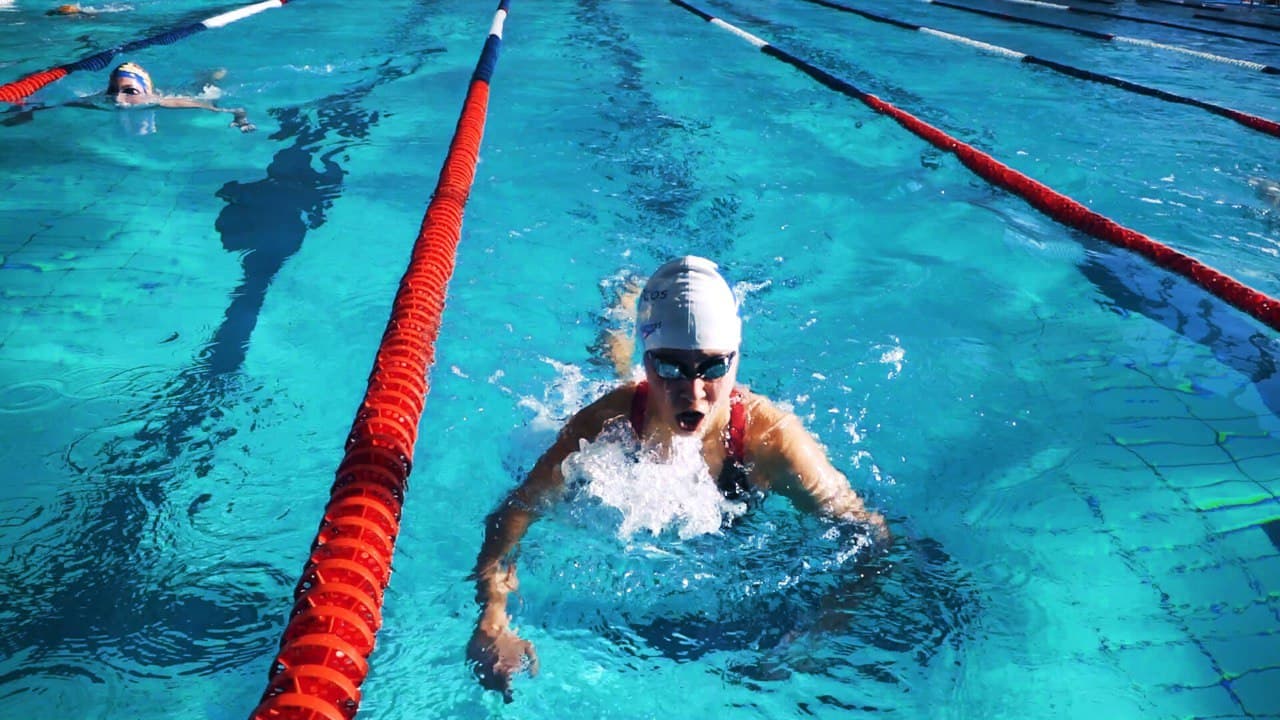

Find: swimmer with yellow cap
<box><xmin>466</xmin><ymin>256</ymin><xmax>889</xmax><ymax>701</ymax></box>
<box><xmin>105</xmin><ymin>62</ymin><xmax>153</xmax><ymax>102</ymax></box>
<box><xmin>102</xmin><ymin>61</ymin><xmax>255</xmax><ymax>132</ymax></box>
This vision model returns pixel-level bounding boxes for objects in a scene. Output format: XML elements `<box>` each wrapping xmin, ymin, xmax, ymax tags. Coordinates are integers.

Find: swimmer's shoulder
<box><xmin>735</xmin><ymin>387</ymin><xmax>809</xmax><ymax>449</ymax></box>
<box><xmin>734</xmin><ymin>386</ymin><xmax>784</xmax><ymax>425</ymax></box>
<box><xmin>560</xmin><ymin>382</ymin><xmax>641</xmax><ymax>440</ymax></box>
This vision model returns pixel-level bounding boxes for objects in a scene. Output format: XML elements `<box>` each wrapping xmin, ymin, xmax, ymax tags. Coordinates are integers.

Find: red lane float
<box><xmin>248</xmin><ymin>2</ymin><xmax>511</xmax><ymax>719</ymax></box>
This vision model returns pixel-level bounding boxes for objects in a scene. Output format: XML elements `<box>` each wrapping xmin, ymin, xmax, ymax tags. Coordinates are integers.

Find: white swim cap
<box><xmin>636</xmin><ymin>256</ymin><xmax>741</xmax><ymax>352</ymax></box>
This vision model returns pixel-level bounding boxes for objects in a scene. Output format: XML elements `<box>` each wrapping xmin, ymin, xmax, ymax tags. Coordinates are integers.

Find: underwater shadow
<box><xmin>0</xmin><ymin>53</ymin><xmax>437</xmax><ymax>683</ymax></box>
<box><xmin>1078</xmin><ymin>242</ymin><xmax>1280</xmax><ymax>417</ymax></box>
<box><xmin>612</xmin><ymin>522</ymin><xmax>979</xmax><ymax>692</ymax></box>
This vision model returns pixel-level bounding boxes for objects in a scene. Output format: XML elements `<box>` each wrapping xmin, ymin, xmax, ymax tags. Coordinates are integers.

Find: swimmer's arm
<box><xmin>751</xmin><ymin>401</ymin><xmax>890</xmax><ymax>543</ymax></box>
<box><xmin>599</xmin><ymin>275</ymin><xmax>643</xmax><ymax>380</ymax></box>
<box><xmin>467</xmin><ymin>388</ymin><xmax>632</xmax><ymax>695</ymax></box>
<box><xmin>155</xmin><ymin>96</ymin><xmax>255</xmax><ymax>131</ymax></box>
<box><xmin>471</xmin><ymin>387</ymin><xmax>633</xmax><ymax>621</ymax></box>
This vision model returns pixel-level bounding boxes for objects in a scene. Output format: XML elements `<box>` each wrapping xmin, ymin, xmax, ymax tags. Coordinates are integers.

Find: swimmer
<box><xmin>1248</xmin><ymin>176</ymin><xmax>1280</xmax><ymax>211</ymax></box>
<box><xmin>46</xmin><ymin>3</ymin><xmax>130</xmax><ymax>15</ymax></box>
<box><xmin>467</xmin><ymin>256</ymin><xmax>889</xmax><ymax>701</ymax></box>
<box><xmin>47</xmin><ymin>4</ymin><xmax>88</xmax><ymax>14</ymax></box>
<box><xmin>105</xmin><ymin>63</ymin><xmax>255</xmax><ymax>132</ymax></box>
<box><xmin>2</xmin><ymin>61</ymin><xmax>254</xmax><ymax>132</ymax></box>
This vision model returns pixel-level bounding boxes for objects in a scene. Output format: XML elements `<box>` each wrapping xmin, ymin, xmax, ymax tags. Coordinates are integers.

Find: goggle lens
<box><xmin>650</xmin><ymin>353</ymin><xmax>734</xmax><ymax>381</ymax></box>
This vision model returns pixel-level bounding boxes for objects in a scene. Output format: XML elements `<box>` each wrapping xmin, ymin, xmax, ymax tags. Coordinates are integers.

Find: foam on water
<box><xmin>561</xmin><ymin>418</ymin><xmax>747</xmax><ymax>541</ymax></box>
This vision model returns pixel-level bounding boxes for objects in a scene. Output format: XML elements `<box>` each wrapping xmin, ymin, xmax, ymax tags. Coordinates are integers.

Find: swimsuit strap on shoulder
<box><xmin>630</xmin><ymin>381</ymin><xmax>649</xmax><ymax>436</ymax></box>
<box><xmin>728</xmin><ymin>388</ymin><xmax>746</xmax><ymax>464</ymax></box>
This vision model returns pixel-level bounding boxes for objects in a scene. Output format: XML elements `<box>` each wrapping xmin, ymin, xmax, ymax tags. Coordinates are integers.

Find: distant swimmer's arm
<box><xmin>155</xmin><ymin>96</ymin><xmax>255</xmax><ymax>132</ymax></box>
<box><xmin>748</xmin><ymin>398</ymin><xmax>890</xmax><ymax>544</ymax></box>
<box><xmin>467</xmin><ymin>387</ymin><xmax>631</xmax><ymax>699</ymax></box>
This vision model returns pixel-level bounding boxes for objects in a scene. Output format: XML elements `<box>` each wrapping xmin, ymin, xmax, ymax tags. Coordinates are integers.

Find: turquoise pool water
<box><xmin>1</xmin><ymin>0</ymin><xmax>1278</xmax><ymax>717</ymax></box>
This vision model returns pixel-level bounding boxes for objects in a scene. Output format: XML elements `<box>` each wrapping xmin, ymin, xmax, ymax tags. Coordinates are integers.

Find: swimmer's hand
<box><xmin>467</xmin><ymin>621</ymin><xmax>538</xmax><ymax>702</ymax></box>
<box><xmin>229</xmin><ymin>109</ymin><xmax>255</xmax><ymax>133</ymax></box>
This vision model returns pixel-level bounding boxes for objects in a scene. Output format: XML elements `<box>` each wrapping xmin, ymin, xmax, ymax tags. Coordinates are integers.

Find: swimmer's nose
<box><xmin>675</xmin><ymin>377</ymin><xmax>709</xmax><ymax>403</ymax></box>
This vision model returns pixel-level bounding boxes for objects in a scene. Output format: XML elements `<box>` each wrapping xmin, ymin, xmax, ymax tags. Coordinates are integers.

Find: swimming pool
<box><xmin>1</xmin><ymin>0</ymin><xmax>1278</xmax><ymax>716</ymax></box>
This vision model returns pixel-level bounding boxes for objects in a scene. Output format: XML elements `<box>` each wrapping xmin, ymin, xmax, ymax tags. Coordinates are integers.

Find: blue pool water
<box><xmin>2</xmin><ymin>0</ymin><xmax>1279</xmax><ymax>717</ymax></box>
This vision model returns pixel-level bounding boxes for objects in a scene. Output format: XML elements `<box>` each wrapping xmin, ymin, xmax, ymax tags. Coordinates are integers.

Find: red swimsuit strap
<box><xmin>630</xmin><ymin>381</ymin><xmax>649</xmax><ymax>437</ymax></box>
<box><xmin>630</xmin><ymin>381</ymin><xmax>746</xmax><ymax>463</ymax></box>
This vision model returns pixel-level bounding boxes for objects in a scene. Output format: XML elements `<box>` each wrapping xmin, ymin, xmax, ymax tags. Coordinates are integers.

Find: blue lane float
<box><xmin>797</xmin><ymin>0</ymin><xmax>1280</xmax><ymax>139</ymax></box>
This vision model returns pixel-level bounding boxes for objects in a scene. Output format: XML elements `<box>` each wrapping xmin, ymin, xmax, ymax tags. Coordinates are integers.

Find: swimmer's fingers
<box><xmin>468</xmin><ymin>626</ymin><xmax>536</xmax><ymax>701</ymax></box>
<box><xmin>521</xmin><ymin>636</ymin><xmax>540</xmax><ymax>678</ymax></box>
<box><xmin>492</xmin><ymin>632</ymin><xmax>537</xmax><ymax>680</ymax></box>
<box><xmin>228</xmin><ymin>108</ymin><xmax>255</xmax><ymax>132</ymax></box>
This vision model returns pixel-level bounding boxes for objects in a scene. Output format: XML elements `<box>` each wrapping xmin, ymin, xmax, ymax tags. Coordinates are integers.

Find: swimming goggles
<box><xmin>646</xmin><ymin>352</ymin><xmax>735</xmax><ymax>381</ymax></box>
<box><xmin>111</xmin><ymin>87</ymin><xmax>143</xmax><ymax>96</ymax></box>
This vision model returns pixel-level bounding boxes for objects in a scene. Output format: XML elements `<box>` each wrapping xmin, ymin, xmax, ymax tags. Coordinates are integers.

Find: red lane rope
<box><xmin>248</xmin><ymin>2</ymin><xmax>510</xmax><ymax>719</ymax></box>
<box><xmin>668</xmin><ymin>0</ymin><xmax>1280</xmax><ymax>333</ymax></box>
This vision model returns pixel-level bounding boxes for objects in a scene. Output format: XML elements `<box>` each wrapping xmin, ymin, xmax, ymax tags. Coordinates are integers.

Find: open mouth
<box><xmin>675</xmin><ymin>411</ymin><xmax>704</xmax><ymax>432</ymax></box>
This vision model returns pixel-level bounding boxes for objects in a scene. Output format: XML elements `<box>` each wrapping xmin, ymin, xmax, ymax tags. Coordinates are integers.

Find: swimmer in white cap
<box><xmin>467</xmin><ymin>256</ymin><xmax>889</xmax><ymax>701</ymax></box>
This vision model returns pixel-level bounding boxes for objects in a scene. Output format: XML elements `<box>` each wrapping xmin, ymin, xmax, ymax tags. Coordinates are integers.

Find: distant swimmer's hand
<box><xmin>467</xmin><ymin>623</ymin><xmax>538</xmax><ymax>702</ymax></box>
<box><xmin>230</xmin><ymin>109</ymin><xmax>255</xmax><ymax>133</ymax></box>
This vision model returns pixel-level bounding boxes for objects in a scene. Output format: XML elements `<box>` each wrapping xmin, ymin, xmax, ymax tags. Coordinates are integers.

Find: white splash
<box><xmin>516</xmin><ymin>358</ymin><xmax>612</xmax><ymax>434</ymax></box>
<box><xmin>561</xmin><ymin>420</ymin><xmax>745</xmax><ymax>541</ymax></box>
<box><xmin>878</xmin><ymin>343</ymin><xmax>905</xmax><ymax>379</ymax></box>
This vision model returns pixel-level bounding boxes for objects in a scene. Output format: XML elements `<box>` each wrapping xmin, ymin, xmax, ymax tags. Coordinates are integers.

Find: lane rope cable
<box><xmin>797</xmin><ymin>0</ymin><xmax>1280</xmax><ymax>139</ymax></box>
<box><xmin>912</xmin><ymin>0</ymin><xmax>1279</xmax><ymax>73</ymax></box>
<box><xmin>0</xmin><ymin>0</ymin><xmax>291</xmax><ymax>104</ymax></box>
<box><xmin>1193</xmin><ymin>12</ymin><xmax>1280</xmax><ymax>31</ymax></box>
<box><xmin>247</xmin><ymin>2</ymin><xmax>510</xmax><ymax>718</ymax></box>
<box><xmin>667</xmin><ymin>0</ymin><xmax>1280</xmax><ymax>332</ymax></box>
<box><xmin>966</xmin><ymin>0</ymin><xmax>1280</xmax><ymax>47</ymax></box>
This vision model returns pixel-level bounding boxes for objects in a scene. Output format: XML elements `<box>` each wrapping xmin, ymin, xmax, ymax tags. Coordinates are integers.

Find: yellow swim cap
<box><xmin>108</xmin><ymin>62</ymin><xmax>153</xmax><ymax>94</ymax></box>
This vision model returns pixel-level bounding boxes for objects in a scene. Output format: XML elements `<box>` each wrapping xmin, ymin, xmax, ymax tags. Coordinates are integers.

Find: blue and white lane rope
<box><xmin>0</xmin><ymin>0</ymin><xmax>290</xmax><ymax>103</ymax></box>
<box><xmin>796</xmin><ymin>0</ymin><xmax>1280</xmax><ymax>139</ymax></box>
<box><xmin>962</xmin><ymin>0</ymin><xmax>1280</xmax><ymax>47</ymax></box>
<box><xmin>664</xmin><ymin>0</ymin><xmax>1280</xmax><ymax>333</ymax></box>
<box><xmin>910</xmin><ymin>0</ymin><xmax>1279</xmax><ymax>73</ymax></box>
